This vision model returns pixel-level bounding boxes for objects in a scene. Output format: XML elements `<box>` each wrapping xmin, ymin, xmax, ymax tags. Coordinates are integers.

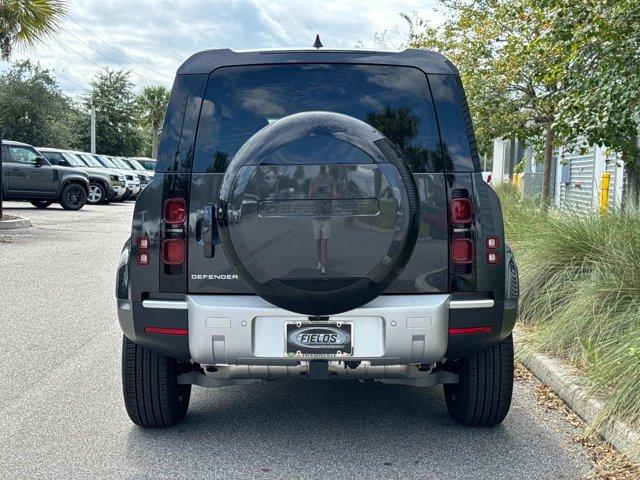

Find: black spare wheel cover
<box><xmin>218</xmin><ymin>111</ymin><xmax>420</xmax><ymax>315</ymax></box>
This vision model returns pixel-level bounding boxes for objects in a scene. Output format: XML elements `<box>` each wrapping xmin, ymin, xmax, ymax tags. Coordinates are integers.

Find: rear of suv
<box><xmin>116</xmin><ymin>48</ymin><xmax>519</xmax><ymax>428</ymax></box>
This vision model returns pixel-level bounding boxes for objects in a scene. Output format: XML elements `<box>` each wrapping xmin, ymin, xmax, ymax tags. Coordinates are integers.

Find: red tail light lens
<box><xmin>163</xmin><ymin>198</ymin><xmax>186</xmax><ymax>224</ymax></box>
<box><xmin>162</xmin><ymin>239</ymin><xmax>185</xmax><ymax>265</ymax></box>
<box><xmin>450</xmin><ymin>198</ymin><xmax>473</xmax><ymax>223</ymax></box>
<box><xmin>452</xmin><ymin>238</ymin><xmax>474</xmax><ymax>264</ymax></box>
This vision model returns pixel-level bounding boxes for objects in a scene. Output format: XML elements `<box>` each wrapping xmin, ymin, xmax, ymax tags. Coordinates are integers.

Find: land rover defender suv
<box><xmin>1</xmin><ymin>140</ymin><xmax>89</xmax><ymax>210</ymax></box>
<box><xmin>117</xmin><ymin>48</ymin><xmax>519</xmax><ymax>428</ymax></box>
<box><xmin>38</xmin><ymin>148</ymin><xmax>126</xmax><ymax>204</ymax></box>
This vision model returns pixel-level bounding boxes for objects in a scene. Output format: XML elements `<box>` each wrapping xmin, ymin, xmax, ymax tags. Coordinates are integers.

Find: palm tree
<box><xmin>0</xmin><ymin>1</ymin><xmax>66</xmax><ymax>220</ymax></box>
<box><xmin>0</xmin><ymin>0</ymin><xmax>67</xmax><ymax>59</ymax></box>
<box><xmin>137</xmin><ymin>85</ymin><xmax>170</xmax><ymax>159</ymax></box>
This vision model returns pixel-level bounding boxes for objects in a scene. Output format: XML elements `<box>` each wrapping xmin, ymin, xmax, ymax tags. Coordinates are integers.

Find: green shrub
<box><xmin>497</xmin><ymin>186</ymin><xmax>640</xmax><ymax>437</ymax></box>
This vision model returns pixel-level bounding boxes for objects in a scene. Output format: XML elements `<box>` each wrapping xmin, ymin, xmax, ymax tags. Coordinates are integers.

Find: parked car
<box><xmin>116</xmin><ymin>48</ymin><xmax>519</xmax><ymax>428</ymax></box>
<box><xmin>1</xmin><ymin>140</ymin><xmax>89</xmax><ymax>210</ymax></box>
<box><xmin>109</xmin><ymin>156</ymin><xmax>152</xmax><ymax>192</ymax></box>
<box><xmin>38</xmin><ymin>148</ymin><xmax>126</xmax><ymax>205</ymax></box>
<box><xmin>121</xmin><ymin>158</ymin><xmax>154</xmax><ymax>183</ymax></box>
<box><xmin>129</xmin><ymin>156</ymin><xmax>156</xmax><ymax>172</ymax></box>
<box><xmin>92</xmin><ymin>154</ymin><xmax>140</xmax><ymax>200</ymax></box>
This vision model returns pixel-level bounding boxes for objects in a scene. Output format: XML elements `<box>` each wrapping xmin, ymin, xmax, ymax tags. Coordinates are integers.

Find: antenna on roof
<box><xmin>313</xmin><ymin>34</ymin><xmax>323</xmax><ymax>49</ymax></box>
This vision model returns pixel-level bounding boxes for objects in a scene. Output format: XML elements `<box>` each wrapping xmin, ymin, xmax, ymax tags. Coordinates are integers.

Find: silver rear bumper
<box><xmin>185</xmin><ymin>294</ymin><xmax>456</xmax><ymax>366</ymax></box>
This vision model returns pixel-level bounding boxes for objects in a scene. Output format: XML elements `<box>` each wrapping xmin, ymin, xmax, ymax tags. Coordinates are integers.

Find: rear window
<box><xmin>193</xmin><ymin>64</ymin><xmax>442</xmax><ymax>173</ymax></box>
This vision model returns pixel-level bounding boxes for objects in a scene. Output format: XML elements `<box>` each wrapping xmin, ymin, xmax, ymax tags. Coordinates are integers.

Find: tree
<box><xmin>0</xmin><ymin>1</ymin><xmax>66</xmax><ymax>219</ymax></box>
<box><xmin>78</xmin><ymin>69</ymin><xmax>143</xmax><ymax>156</ymax></box>
<box><xmin>0</xmin><ymin>60</ymin><xmax>82</xmax><ymax>147</ymax></box>
<box><xmin>0</xmin><ymin>0</ymin><xmax>67</xmax><ymax>59</ymax></box>
<box><xmin>551</xmin><ymin>0</ymin><xmax>640</xmax><ymax>206</ymax></box>
<box><xmin>136</xmin><ymin>85</ymin><xmax>169</xmax><ymax>159</ymax></box>
<box><xmin>405</xmin><ymin>1</ymin><xmax>574</xmax><ymax>207</ymax></box>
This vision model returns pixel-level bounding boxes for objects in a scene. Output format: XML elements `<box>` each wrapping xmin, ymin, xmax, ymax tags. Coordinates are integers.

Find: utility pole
<box><xmin>90</xmin><ymin>95</ymin><xmax>96</xmax><ymax>154</ymax></box>
<box><xmin>0</xmin><ymin>129</ymin><xmax>3</xmax><ymax>221</ymax></box>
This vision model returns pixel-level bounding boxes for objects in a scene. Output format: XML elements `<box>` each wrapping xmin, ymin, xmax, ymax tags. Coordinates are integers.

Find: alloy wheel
<box><xmin>88</xmin><ymin>185</ymin><xmax>103</xmax><ymax>204</ymax></box>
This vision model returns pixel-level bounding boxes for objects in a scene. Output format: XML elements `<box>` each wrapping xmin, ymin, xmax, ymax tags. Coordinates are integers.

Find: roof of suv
<box><xmin>2</xmin><ymin>140</ymin><xmax>32</xmax><ymax>147</ymax></box>
<box><xmin>177</xmin><ymin>48</ymin><xmax>458</xmax><ymax>76</ymax></box>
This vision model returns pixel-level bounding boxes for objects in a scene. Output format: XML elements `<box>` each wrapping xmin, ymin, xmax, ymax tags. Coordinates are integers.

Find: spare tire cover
<box><xmin>218</xmin><ymin>111</ymin><xmax>420</xmax><ymax>316</ymax></box>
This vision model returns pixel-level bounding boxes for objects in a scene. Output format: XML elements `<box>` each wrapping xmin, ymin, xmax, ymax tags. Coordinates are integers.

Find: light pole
<box><xmin>90</xmin><ymin>95</ymin><xmax>96</xmax><ymax>154</ymax></box>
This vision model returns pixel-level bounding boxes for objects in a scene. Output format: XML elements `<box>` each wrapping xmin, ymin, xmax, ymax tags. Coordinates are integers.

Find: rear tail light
<box><xmin>136</xmin><ymin>236</ymin><xmax>150</xmax><ymax>266</ymax></box>
<box><xmin>452</xmin><ymin>238</ymin><xmax>474</xmax><ymax>264</ymax></box>
<box><xmin>136</xmin><ymin>237</ymin><xmax>149</xmax><ymax>249</ymax></box>
<box><xmin>450</xmin><ymin>198</ymin><xmax>473</xmax><ymax>223</ymax></box>
<box><xmin>486</xmin><ymin>251</ymin><xmax>500</xmax><ymax>264</ymax></box>
<box><xmin>485</xmin><ymin>236</ymin><xmax>499</xmax><ymax>249</ymax></box>
<box><xmin>163</xmin><ymin>198</ymin><xmax>186</xmax><ymax>224</ymax></box>
<box><xmin>162</xmin><ymin>239</ymin><xmax>185</xmax><ymax>265</ymax></box>
<box><xmin>136</xmin><ymin>251</ymin><xmax>149</xmax><ymax>265</ymax></box>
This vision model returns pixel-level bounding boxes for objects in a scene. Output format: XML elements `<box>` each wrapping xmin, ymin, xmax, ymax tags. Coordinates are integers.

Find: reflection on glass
<box><xmin>194</xmin><ymin>64</ymin><xmax>442</xmax><ymax>173</ymax></box>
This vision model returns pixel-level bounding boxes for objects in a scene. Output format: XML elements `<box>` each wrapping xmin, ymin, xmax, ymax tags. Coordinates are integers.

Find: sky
<box><xmin>1</xmin><ymin>0</ymin><xmax>442</xmax><ymax>97</ymax></box>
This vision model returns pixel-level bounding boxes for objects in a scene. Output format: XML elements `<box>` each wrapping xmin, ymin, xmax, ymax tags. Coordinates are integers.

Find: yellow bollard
<box><xmin>600</xmin><ymin>172</ymin><xmax>611</xmax><ymax>214</ymax></box>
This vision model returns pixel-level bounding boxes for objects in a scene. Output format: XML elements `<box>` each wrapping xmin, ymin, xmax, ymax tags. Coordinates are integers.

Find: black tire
<box><xmin>443</xmin><ymin>334</ymin><xmax>514</xmax><ymax>427</ymax></box>
<box><xmin>121</xmin><ymin>335</ymin><xmax>191</xmax><ymax>428</ymax></box>
<box><xmin>31</xmin><ymin>200</ymin><xmax>53</xmax><ymax>209</ymax></box>
<box><xmin>88</xmin><ymin>182</ymin><xmax>108</xmax><ymax>205</ymax></box>
<box><xmin>59</xmin><ymin>183</ymin><xmax>87</xmax><ymax>210</ymax></box>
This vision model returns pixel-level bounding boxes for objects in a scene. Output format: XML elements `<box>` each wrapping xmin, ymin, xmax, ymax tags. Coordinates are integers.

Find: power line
<box><xmin>58</xmin><ymin>25</ymin><xmax>128</xmax><ymax>67</ymax></box>
<box><xmin>66</xmin><ymin>15</ymin><xmax>173</xmax><ymax>81</ymax></box>
<box><xmin>53</xmin><ymin>37</ymin><xmax>105</xmax><ymax>71</ymax></box>
<box><xmin>14</xmin><ymin>52</ymin><xmax>88</xmax><ymax>93</ymax></box>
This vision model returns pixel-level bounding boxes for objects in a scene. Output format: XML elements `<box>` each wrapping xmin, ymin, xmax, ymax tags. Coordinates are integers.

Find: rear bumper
<box><xmin>118</xmin><ymin>294</ymin><xmax>515</xmax><ymax>366</ymax></box>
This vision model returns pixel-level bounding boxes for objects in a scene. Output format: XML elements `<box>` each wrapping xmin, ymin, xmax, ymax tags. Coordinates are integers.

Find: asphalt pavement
<box><xmin>0</xmin><ymin>200</ymin><xmax>593</xmax><ymax>479</ymax></box>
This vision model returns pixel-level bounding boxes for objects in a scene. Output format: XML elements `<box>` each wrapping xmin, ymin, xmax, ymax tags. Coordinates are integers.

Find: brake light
<box><xmin>450</xmin><ymin>198</ymin><xmax>473</xmax><ymax>224</ymax></box>
<box><xmin>452</xmin><ymin>238</ymin><xmax>474</xmax><ymax>264</ymax></box>
<box><xmin>163</xmin><ymin>198</ymin><xmax>186</xmax><ymax>224</ymax></box>
<box><xmin>162</xmin><ymin>239</ymin><xmax>185</xmax><ymax>265</ymax></box>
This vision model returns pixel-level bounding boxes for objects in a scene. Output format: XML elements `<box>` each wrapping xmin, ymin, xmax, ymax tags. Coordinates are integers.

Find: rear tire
<box><xmin>59</xmin><ymin>183</ymin><xmax>87</xmax><ymax>210</ymax></box>
<box><xmin>31</xmin><ymin>200</ymin><xmax>53</xmax><ymax>209</ymax></box>
<box><xmin>443</xmin><ymin>334</ymin><xmax>514</xmax><ymax>426</ymax></box>
<box><xmin>121</xmin><ymin>335</ymin><xmax>191</xmax><ymax>428</ymax></box>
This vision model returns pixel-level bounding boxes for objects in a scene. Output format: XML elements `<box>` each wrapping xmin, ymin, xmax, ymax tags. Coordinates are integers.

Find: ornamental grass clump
<box><xmin>496</xmin><ymin>183</ymin><xmax>640</xmax><ymax>438</ymax></box>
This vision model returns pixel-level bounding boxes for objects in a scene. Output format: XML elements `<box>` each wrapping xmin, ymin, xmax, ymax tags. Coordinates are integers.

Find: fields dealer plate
<box><xmin>286</xmin><ymin>322</ymin><xmax>353</xmax><ymax>357</ymax></box>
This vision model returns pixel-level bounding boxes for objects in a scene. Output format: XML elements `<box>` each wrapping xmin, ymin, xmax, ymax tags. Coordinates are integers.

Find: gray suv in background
<box><xmin>1</xmin><ymin>140</ymin><xmax>89</xmax><ymax>210</ymax></box>
<box><xmin>38</xmin><ymin>148</ymin><xmax>126</xmax><ymax>204</ymax></box>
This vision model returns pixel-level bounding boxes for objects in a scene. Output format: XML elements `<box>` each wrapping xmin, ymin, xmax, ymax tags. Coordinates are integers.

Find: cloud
<box><xmin>1</xmin><ymin>0</ymin><xmax>441</xmax><ymax>96</ymax></box>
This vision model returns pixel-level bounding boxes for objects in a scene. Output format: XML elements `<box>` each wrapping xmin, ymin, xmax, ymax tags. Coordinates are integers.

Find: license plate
<box><xmin>286</xmin><ymin>322</ymin><xmax>353</xmax><ymax>357</ymax></box>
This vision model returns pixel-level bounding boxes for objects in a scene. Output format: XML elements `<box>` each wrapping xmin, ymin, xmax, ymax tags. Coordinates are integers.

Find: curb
<box><xmin>0</xmin><ymin>216</ymin><xmax>31</xmax><ymax>230</ymax></box>
<box><xmin>521</xmin><ymin>352</ymin><xmax>640</xmax><ymax>462</ymax></box>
